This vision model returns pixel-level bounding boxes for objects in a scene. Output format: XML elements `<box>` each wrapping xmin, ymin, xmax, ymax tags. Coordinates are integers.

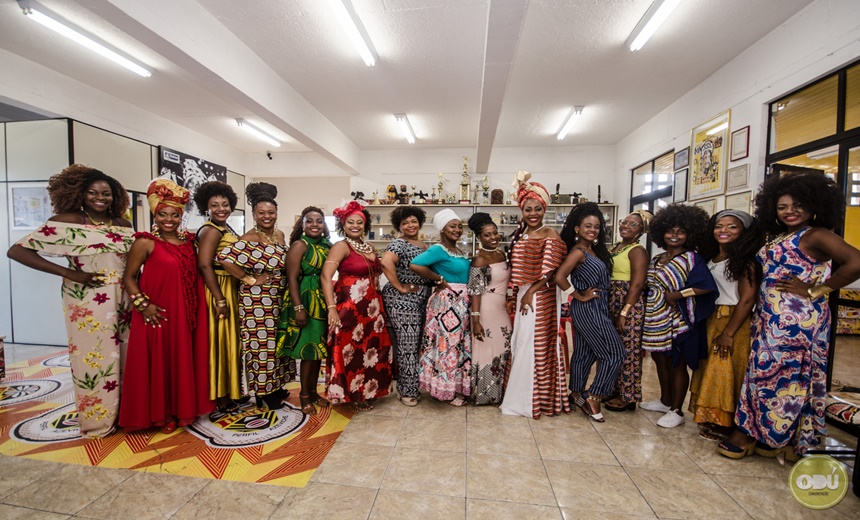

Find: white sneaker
<box><xmin>639</xmin><ymin>399</ymin><xmax>671</xmax><ymax>413</ymax></box>
<box><xmin>656</xmin><ymin>410</ymin><xmax>685</xmax><ymax>428</ymax></box>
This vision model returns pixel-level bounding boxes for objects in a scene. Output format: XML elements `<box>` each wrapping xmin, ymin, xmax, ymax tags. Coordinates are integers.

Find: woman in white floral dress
<box><xmin>8</xmin><ymin>165</ymin><xmax>134</xmax><ymax>438</ymax></box>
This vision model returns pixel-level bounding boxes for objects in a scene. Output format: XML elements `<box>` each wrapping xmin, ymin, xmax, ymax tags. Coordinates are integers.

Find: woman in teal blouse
<box><xmin>410</xmin><ymin>209</ymin><xmax>472</xmax><ymax>406</ymax></box>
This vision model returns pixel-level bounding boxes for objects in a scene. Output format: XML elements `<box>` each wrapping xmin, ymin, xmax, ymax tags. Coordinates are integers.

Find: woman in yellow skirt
<box><xmin>689</xmin><ymin>209</ymin><xmax>763</xmax><ymax>440</ymax></box>
<box><xmin>195</xmin><ymin>181</ymin><xmax>243</xmax><ymax>414</ymax></box>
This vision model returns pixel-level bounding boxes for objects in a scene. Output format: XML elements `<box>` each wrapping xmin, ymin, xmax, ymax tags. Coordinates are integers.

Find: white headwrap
<box><xmin>433</xmin><ymin>209</ymin><xmax>460</xmax><ymax>232</ymax></box>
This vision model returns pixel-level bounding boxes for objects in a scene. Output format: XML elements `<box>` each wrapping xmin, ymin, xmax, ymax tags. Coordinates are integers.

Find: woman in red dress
<box><xmin>321</xmin><ymin>201</ymin><xmax>393</xmax><ymax>411</ymax></box>
<box><xmin>120</xmin><ymin>178</ymin><xmax>213</xmax><ymax>433</ymax></box>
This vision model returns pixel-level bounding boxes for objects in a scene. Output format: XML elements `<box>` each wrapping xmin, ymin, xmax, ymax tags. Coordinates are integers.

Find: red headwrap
<box><xmin>146</xmin><ymin>178</ymin><xmax>189</xmax><ymax>215</ymax></box>
<box><xmin>511</xmin><ymin>170</ymin><xmax>549</xmax><ymax>209</ymax></box>
<box><xmin>333</xmin><ymin>200</ymin><xmax>366</xmax><ymax>224</ymax></box>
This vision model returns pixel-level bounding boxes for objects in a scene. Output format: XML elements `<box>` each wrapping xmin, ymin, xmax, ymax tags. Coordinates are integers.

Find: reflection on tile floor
<box><xmin>1</xmin><ymin>342</ymin><xmax>858</xmax><ymax>519</ymax></box>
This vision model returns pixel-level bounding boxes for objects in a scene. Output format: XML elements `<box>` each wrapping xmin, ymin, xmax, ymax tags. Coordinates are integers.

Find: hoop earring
<box><xmin>775</xmin><ymin>218</ymin><xmax>781</xmax><ymax>226</ymax></box>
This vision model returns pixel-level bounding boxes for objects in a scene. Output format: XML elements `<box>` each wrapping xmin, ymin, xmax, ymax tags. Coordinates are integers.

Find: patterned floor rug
<box><xmin>0</xmin><ymin>350</ymin><xmax>352</xmax><ymax>487</ymax></box>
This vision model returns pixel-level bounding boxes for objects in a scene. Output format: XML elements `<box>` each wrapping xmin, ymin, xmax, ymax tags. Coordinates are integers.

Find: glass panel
<box><xmin>845</xmin><ymin>146</ymin><xmax>860</xmax><ymax>293</ymax></box>
<box><xmin>847</xmin><ymin>63</ymin><xmax>860</xmax><ymax>130</ymax></box>
<box><xmin>770</xmin><ymin>75</ymin><xmax>838</xmax><ymax>153</ymax></box>
<box><xmin>631</xmin><ymin>162</ymin><xmax>653</xmax><ymax>197</ymax></box>
<box><xmin>654</xmin><ymin>151</ymin><xmax>674</xmax><ymax>191</ymax></box>
<box><xmin>770</xmin><ymin>145</ymin><xmax>839</xmax><ymax>183</ymax></box>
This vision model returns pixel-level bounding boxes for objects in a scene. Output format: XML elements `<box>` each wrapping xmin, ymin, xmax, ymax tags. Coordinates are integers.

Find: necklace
<box><xmin>255</xmin><ymin>225</ymin><xmax>276</xmax><ymax>244</ymax></box>
<box><xmin>345</xmin><ymin>237</ymin><xmax>374</xmax><ymax>255</ymax></box>
<box><xmin>84</xmin><ymin>209</ymin><xmax>108</xmax><ymax>226</ymax></box>
<box><xmin>523</xmin><ymin>224</ymin><xmax>546</xmax><ymax>240</ymax></box>
<box><xmin>479</xmin><ymin>245</ymin><xmax>498</xmax><ymax>252</ymax></box>
<box><xmin>152</xmin><ymin>228</ymin><xmax>187</xmax><ymax>241</ymax></box>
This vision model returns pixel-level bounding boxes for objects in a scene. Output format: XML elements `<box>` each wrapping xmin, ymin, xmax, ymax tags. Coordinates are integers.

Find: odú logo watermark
<box><xmin>788</xmin><ymin>455</ymin><xmax>849</xmax><ymax>509</ymax></box>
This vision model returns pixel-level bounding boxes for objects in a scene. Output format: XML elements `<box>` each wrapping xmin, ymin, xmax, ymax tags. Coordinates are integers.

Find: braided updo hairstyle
<box><xmin>245</xmin><ymin>182</ymin><xmax>278</xmax><ymax>210</ymax></box>
<box><xmin>467</xmin><ymin>212</ymin><xmax>496</xmax><ymax>235</ymax></box>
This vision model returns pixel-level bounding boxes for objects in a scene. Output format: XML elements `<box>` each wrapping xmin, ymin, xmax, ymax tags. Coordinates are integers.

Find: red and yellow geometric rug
<box><xmin>0</xmin><ymin>350</ymin><xmax>351</xmax><ymax>487</ymax></box>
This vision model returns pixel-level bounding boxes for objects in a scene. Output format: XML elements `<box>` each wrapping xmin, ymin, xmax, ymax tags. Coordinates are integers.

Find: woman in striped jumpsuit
<box><xmin>555</xmin><ymin>203</ymin><xmax>625</xmax><ymax>422</ymax></box>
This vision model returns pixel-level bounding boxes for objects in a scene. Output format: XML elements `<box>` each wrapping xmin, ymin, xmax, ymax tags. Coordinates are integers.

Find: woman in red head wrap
<box><xmin>120</xmin><ymin>178</ymin><xmax>214</xmax><ymax>433</ymax></box>
<box><xmin>500</xmin><ymin>171</ymin><xmax>570</xmax><ymax>419</ymax></box>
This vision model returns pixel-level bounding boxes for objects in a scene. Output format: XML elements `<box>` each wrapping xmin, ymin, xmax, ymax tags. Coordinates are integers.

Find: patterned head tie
<box><xmin>333</xmin><ymin>200</ymin><xmax>366</xmax><ymax>224</ymax></box>
<box><xmin>147</xmin><ymin>178</ymin><xmax>189</xmax><ymax>215</ymax></box>
<box><xmin>511</xmin><ymin>170</ymin><xmax>549</xmax><ymax>209</ymax></box>
<box><xmin>631</xmin><ymin>209</ymin><xmax>654</xmax><ymax>233</ymax></box>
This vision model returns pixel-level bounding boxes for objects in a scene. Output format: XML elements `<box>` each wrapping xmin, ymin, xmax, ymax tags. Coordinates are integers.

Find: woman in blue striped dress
<box><xmin>555</xmin><ymin>203</ymin><xmax>625</xmax><ymax>422</ymax></box>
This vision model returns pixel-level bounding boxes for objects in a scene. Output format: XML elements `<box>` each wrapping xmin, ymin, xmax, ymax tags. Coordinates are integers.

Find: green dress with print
<box><xmin>276</xmin><ymin>235</ymin><xmax>331</xmax><ymax>360</ymax></box>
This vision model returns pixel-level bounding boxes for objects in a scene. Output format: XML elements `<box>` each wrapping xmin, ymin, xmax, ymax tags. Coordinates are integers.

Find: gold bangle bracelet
<box><xmin>619</xmin><ymin>303</ymin><xmax>633</xmax><ymax>317</ymax></box>
<box><xmin>807</xmin><ymin>283</ymin><xmax>834</xmax><ymax>299</ymax></box>
<box><xmin>241</xmin><ymin>275</ymin><xmax>257</xmax><ymax>285</ymax></box>
<box><xmin>680</xmin><ymin>288</ymin><xmax>696</xmax><ymax>298</ymax></box>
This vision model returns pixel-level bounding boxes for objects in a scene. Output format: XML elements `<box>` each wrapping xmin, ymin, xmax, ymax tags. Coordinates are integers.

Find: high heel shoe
<box><xmin>574</xmin><ymin>395</ymin><xmax>605</xmax><ymax>423</ymax></box>
<box><xmin>717</xmin><ymin>440</ymin><xmax>755</xmax><ymax>459</ymax></box>
<box><xmin>753</xmin><ymin>442</ymin><xmax>799</xmax><ymax>462</ymax></box>
<box><xmin>299</xmin><ymin>394</ymin><xmax>317</xmax><ymax>416</ymax></box>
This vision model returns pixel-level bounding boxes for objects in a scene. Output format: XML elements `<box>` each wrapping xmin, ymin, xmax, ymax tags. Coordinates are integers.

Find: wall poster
<box><xmin>158</xmin><ymin>146</ymin><xmax>228</xmax><ymax>225</ymax></box>
<box><xmin>689</xmin><ymin>111</ymin><xmax>730</xmax><ymax>201</ymax></box>
<box><xmin>8</xmin><ymin>182</ymin><xmax>51</xmax><ymax>230</ymax></box>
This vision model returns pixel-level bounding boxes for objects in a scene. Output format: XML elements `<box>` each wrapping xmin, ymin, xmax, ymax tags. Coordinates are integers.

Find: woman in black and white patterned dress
<box><xmin>380</xmin><ymin>206</ymin><xmax>430</xmax><ymax>406</ymax></box>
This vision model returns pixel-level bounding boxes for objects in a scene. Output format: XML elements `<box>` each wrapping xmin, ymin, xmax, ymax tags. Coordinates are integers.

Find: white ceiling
<box><xmin>0</xmin><ymin>0</ymin><xmax>813</xmax><ymax>173</ymax></box>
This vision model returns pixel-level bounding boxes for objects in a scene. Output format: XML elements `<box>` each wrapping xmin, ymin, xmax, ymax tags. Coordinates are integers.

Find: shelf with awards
<box><xmin>363</xmin><ymin>203</ymin><xmax>618</xmax><ymax>255</ymax></box>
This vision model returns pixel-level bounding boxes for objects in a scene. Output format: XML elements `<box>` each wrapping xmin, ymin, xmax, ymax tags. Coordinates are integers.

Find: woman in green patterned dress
<box><xmin>276</xmin><ymin>206</ymin><xmax>332</xmax><ymax>415</ymax></box>
<box><xmin>7</xmin><ymin>164</ymin><xmax>133</xmax><ymax>438</ymax></box>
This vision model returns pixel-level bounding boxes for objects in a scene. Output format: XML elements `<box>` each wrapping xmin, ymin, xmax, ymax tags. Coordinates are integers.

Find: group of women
<box><xmin>10</xmin><ymin>165</ymin><xmax>860</xmax><ymax>462</ymax></box>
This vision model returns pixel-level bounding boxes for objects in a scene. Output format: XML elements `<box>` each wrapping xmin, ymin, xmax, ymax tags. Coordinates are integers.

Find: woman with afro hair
<box><xmin>639</xmin><ymin>203</ymin><xmax>717</xmax><ymax>429</ymax></box>
<box><xmin>8</xmin><ymin>164</ymin><xmax>133</xmax><ymax>437</ymax></box>
<box><xmin>193</xmin><ymin>181</ymin><xmax>244</xmax><ymax>415</ymax></box>
<box><xmin>719</xmin><ymin>173</ymin><xmax>860</xmax><ymax>460</ymax></box>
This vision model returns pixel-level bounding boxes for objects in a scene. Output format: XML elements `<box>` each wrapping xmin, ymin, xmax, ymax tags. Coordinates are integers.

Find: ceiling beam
<box><xmin>475</xmin><ymin>0</ymin><xmax>527</xmax><ymax>173</ymax></box>
<box><xmin>84</xmin><ymin>0</ymin><xmax>361</xmax><ymax>174</ymax></box>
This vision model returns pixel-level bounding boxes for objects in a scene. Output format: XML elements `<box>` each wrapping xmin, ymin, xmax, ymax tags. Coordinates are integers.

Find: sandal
<box><xmin>312</xmin><ymin>393</ymin><xmax>331</xmax><ymax>408</ymax></box>
<box><xmin>353</xmin><ymin>401</ymin><xmax>374</xmax><ymax>412</ymax></box>
<box><xmin>397</xmin><ymin>394</ymin><xmax>419</xmax><ymax>407</ymax></box>
<box><xmin>574</xmin><ymin>395</ymin><xmax>605</xmax><ymax>423</ymax></box>
<box><xmin>698</xmin><ymin>426</ymin><xmax>726</xmax><ymax>442</ymax></box>
<box><xmin>604</xmin><ymin>399</ymin><xmax>636</xmax><ymax>412</ymax></box>
<box><xmin>717</xmin><ymin>440</ymin><xmax>755</xmax><ymax>459</ymax></box>
<box><xmin>299</xmin><ymin>394</ymin><xmax>317</xmax><ymax>416</ymax></box>
<box><xmin>753</xmin><ymin>442</ymin><xmax>799</xmax><ymax>462</ymax></box>
<box><xmin>449</xmin><ymin>396</ymin><xmax>467</xmax><ymax>407</ymax></box>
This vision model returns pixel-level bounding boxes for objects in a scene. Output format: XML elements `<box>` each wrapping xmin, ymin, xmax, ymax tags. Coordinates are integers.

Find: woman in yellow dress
<box><xmin>194</xmin><ymin>181</ymin><xmax>243</xmax><ymax>415</ymax></box>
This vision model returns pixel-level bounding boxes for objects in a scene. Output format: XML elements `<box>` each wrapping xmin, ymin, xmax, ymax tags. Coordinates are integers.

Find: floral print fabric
<box><xmin>17</xmin><ymin>221</ymin><xmax>133</xmax><ymax>438</ymax></box>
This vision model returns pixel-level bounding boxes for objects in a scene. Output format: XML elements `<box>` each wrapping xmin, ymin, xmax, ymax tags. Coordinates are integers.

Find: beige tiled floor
<box><xmin>1</xmin><ymin>343</ymin><xmax>859</xmax><ymax>519</ymax></box>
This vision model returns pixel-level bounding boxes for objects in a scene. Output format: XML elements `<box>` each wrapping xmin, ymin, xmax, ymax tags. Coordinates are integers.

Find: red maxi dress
<box><xmin>326</xmin><ymin>246</ymin><xmax>394</xmax><ymax>404</ymax></box>
<box><xmin>120</xmin><ymin>233</ymin><xmax>214</xmax><ymax>430</ymax></box>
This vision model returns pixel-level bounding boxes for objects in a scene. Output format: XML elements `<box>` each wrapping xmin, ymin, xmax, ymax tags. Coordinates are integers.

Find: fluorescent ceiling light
<box><xmin>236</xmin><ymin>118</ymin><xmax>282</xmax><ymax>147</ymax></box>
<box><xmin>330</xmin><ymin>0</ymin><xmax>378</xmax><ymax>66</ymax></box>
<box><xmin>18</xmin><ymin>0</ymin><xmax>151</xmax><ymax>77</ymax></box>
<box><xmin>394</xmin><ymin>114</ymin><xmax>416</xmax><ymax>144</ymax></box>
<box><xmin>557</xmin><ymin>106</ymin><xmax>584</xmax><ymax>140</ymax></box>
<box><xmin>626</xmin><ymin>0</ymin><xmax>683</xmax><ymax>52</ymax></box>
<box><xmin>706</xmin><ymin>122</ymin><xmax>728</xmax><ymax>135</ymax></box>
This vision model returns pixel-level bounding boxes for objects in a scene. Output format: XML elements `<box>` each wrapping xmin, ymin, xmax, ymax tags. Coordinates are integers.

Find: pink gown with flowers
<box><xmin>326</xmin><ymin>247</ymin><xmax>393</xmax><ymax>403</ymax></box>
<box><xmin>16</xmin><ymin>221</ymin><xmax>134</xmax><ymax>438</ymax></box>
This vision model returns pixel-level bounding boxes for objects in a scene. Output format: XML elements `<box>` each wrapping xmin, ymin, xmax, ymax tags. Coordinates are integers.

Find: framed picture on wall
<box><xmin>689</xmin><ymin>110</ymin><xmax>730</xmax><ymax>200</ymax></box>
<box><xmin>725</xmin><ymin>191</ymin><xmax>753</xmax><ymax>213</ymax></box>
<box><xmin>673</xmin><ymin>168</ymin><xmax>688</xmax><ymax>202</ymax></box>
<box><xmin>674</xmin><ymin>148</ymin><xmax>689</xmax><ymax>170</ymax></box>
<box><xmin>8</xmin><ymin>182</ymin><xmax>51</xmax><ymax>231</ymax></box>
<box><xmin>692</xmin><ymin>197</ymin><xmax>717</xmax><ymax>216</ymax></box>
<box><xmin>730</xmin><ymin>126</ymin><xmax>750</xmax><ymax>161</ymax></box>
<box><xmin>726</xmin><ymin>164</ymin><xmax>750</xmax><ymax>190</ymax></box>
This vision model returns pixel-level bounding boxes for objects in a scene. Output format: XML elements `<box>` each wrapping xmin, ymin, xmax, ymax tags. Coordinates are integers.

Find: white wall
<box><xmin>614</xmin><ymin>0</ymin><xmax>860</xmax><ymax>213</ymax></box>
<box><xmin>250</xmin><ymin>176</ymin><xmax>352</xmax><ymax>236</ymax></box>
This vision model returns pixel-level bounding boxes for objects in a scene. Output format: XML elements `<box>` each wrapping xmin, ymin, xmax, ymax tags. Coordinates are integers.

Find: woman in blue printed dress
<box><xmin>719</xmin><ymin>173</ymin><xmax>860</xmax><ymax>460</ymax></box>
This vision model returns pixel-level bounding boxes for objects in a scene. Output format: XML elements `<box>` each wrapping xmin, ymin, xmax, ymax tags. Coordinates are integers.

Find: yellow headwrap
<box><xmin>630</xmin><ymin>209</ymin><xmax>654</xmax><ymax>233</ymax></box>
<box><xmin>147</xmin><ymin>178</ymin><xmax>189</xmax><ymax>214</ymax></box>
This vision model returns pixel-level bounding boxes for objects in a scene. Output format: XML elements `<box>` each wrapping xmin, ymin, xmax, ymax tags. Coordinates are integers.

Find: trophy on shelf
<box><xmin>430</xmin><ymin>186</ymin><xmax>437</xmax><ymax>204</ymax></box>
<box><xmin>482</xmin><ymin>177</ymin><xmax>490</xmax><ymax>204</ymax></box>
<box><xmin>410</xmin><ymin>185</ymin><xmax>417</xmax><ymax>204</ymax></box>
<box><xmin>459</xmin><ymin>156</ymin><xmax>471</xmax><ymax>204</ymax></box>
<box><xmin>437</xmin><ymin>172</ymin><xmax>446</xmax><ymax>203</ymax></box>
<box><xmin>473</xmin><ymin>181</ymin><xmax>481</xmax><ymax>204</ymax></box>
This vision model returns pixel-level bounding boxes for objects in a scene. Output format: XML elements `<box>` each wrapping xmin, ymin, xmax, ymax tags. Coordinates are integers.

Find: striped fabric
<box><xmin>641</xmin><ymin>252</ymin><xmax>693</xmax><ymax>351</ymax></box>
<box><xmin>510</xmin><ymin>237</ymin><xmax>570</xmax><ymax>418</ymax></box>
